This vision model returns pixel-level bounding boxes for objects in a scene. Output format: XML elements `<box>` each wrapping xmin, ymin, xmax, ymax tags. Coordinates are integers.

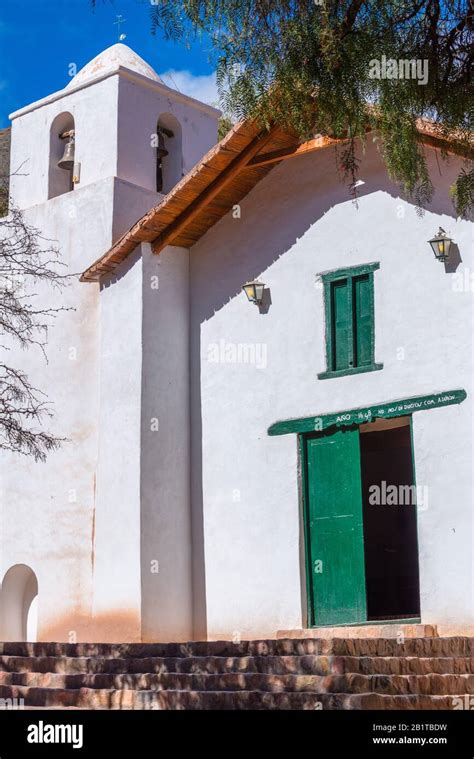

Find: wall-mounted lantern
<box><xmin>242</xmin><ymin>280</ymin><xmax>265</xmax><ymax>305</ymax></box>
<box><xmin>428</xmin><ymin>228</ymin><xmax>453</xmax><ymax>262</ymax></box>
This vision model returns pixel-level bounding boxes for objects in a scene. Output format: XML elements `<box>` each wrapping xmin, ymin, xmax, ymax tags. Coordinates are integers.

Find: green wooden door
<box><xmin>305</xmin><ymin>427</ymin><xmax>367</xmax><ymax>626</ymax></box>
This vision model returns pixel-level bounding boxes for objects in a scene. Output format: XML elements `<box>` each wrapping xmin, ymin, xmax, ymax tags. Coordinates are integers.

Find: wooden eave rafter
<box><xmin>81</xmin><ymin>118</ymin><xmax>473</xmax><ymax>283</ymax></box>
<box><xmin>151</xmin><ymin>125</ymin><xmax>280</xmax><ymax>255</ymax></box>
<box><xmin>81</xmin><ymin>120</ymin><xmax>294</xmax><ymax>282</ymax></box>
<box><xmin>245</xmin><ymin>135</ymin><xmax>344</xmax><ymax>169</ymax></box>
<box><xmin>414</xmin><ymin>117</ymin><xmax>473</xmax><ymax>159</ymax></box>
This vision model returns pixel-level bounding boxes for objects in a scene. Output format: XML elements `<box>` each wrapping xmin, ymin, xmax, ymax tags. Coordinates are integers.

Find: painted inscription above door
<box><xmin>268</xmin><ymin>389</ymin><xmax>467</xmax><ymax>437</ymax></box>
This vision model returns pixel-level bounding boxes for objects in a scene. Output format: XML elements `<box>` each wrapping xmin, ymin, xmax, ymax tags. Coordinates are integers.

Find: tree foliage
<box><xmin>217</xmin><ymin>114</ymin><xmax>234</xmax><ymax>139</ymax></box>
<box><xmin>149</xmin><ymin>0</ymin><xmax>473</xmax><ymax>215</ymax></box>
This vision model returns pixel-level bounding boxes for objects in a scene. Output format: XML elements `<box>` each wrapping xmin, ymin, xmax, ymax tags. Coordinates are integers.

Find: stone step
<box><xmin>0</xmin><ymin>685</ymin><xmax>464</xmax><ymax>710</ymax></box>
<box><xmin>1</xmin><ymin>654</ymin><xmax>473</xmax><ymax>676</ymax></box>
<box><xmin>337</xmin><ymin>655</ymin><xmax>474</xmax><ymax>676</ymax></box>
<box><xmin>329</xmin><ymin>638</ymin><xmax>474</xmax><ymax>657</ymax></box>
<box><xmin>2</xmin><ymin>637</ymin><xmax>473</xmax><ymax>709</ymax></box>
<box><xmin>353</xmin><ymin>693</ymin><xmax>464</xmax><ymax>710</ymax></box>
<box><xmin>1</xmin><ymin>637</ymin><xmax>473</xmax><ymax>659</ymax></box>
<box><xmin>278</xmin><ymin>624</ymin><xmax>438</xmax><ymax>639</ymax></box>
<box><xmin>1</xmin><ymin>670</ymin><xmax>473</xmax><ymax>695</ymax></box>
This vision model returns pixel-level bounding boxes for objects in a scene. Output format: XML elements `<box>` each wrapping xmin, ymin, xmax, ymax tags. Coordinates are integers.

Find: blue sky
<box><xmin>0</xmin><ymin>0</ymin><xmax>218</xmax><ymax>128</ymax></box>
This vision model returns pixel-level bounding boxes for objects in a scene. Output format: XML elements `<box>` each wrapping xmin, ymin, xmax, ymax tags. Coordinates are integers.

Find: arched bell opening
<box><xmin>48</xmin><ymin>112</ymin><xmax>76</xmax><ymax>199</ymax></box>
<box><xmin>156</xmin><ymin>113</ymin><xmax>182</xmax><ymax>195</ymax></box>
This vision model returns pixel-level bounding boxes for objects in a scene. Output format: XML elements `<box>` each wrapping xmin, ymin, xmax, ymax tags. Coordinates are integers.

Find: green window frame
<box><xmin>318</xmin><ymin>262</ymin><xmax>383</xmax><ymax>380</ymax></box>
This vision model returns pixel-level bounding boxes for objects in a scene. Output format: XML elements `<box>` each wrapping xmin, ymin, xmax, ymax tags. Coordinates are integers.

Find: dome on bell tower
<box><xmin>65</xmin><ymin>44</ymin><xmax>163</xmax><ymax>90</ymax></box>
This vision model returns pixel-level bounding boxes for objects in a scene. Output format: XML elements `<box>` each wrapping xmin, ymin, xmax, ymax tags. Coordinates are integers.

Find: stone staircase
<box><xmin>0</xmin><ymin>637</ymin><xmax>472</xmax><ymax>709</ymax></box>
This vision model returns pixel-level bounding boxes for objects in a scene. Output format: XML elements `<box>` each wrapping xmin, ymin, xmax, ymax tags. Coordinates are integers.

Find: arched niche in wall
<box><xmin>156</xmin><ymin>113</ymin><xmax>182</xmax><ymax>195</ymax></box>
<box><xmin>0</xmin><ymin>564</ymin><xmax>38</xmax><ymax>642</ymax></box>
<box><xmin>48</xmin><ymin>112</ymin><xmax>75</xmax><ymax>199</ymax></box>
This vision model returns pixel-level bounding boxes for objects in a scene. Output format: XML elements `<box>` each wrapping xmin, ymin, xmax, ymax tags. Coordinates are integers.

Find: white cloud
<box><xmin>158</xmin><ymin>69</ymin><xmax>220</xmax><ymax>110</ymax></box>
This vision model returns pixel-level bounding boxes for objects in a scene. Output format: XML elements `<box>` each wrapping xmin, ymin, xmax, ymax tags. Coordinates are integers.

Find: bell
<box><xmin>58</xmin><ymin>137</ymin><xmax>75</xmax><ymax>171</ymax></box>
<box><xmin>156</xmin><ymin>130</ymin><xmax>169</xmax><ymax>161</ymax></box>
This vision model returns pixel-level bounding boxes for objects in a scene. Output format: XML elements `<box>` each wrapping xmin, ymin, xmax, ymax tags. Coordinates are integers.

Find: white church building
<box><xmin>1</xmin><ymin>44</ymin><xmax>473</xmax><ymax>645</ymax></box>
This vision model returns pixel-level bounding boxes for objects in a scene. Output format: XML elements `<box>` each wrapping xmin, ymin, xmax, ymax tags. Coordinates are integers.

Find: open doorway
<box><xmin>359</xmin><ymin>418</ymin><xmax>420</xmax><ymax>621</ymax></box>
<box><xmin>303</xmin><ymin>417</ymin><xmax>421</xmax><ymax>627</ymax></box>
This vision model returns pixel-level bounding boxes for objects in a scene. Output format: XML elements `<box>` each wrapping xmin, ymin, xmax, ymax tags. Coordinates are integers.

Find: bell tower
<box><xmin>9</xmin><ymin>43</ymin><xmax>220</xmax><ymax>213</ymax></box>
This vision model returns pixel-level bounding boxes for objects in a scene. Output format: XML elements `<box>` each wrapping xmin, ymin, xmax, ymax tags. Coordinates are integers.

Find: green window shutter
<box><xmin>331</xmin><ymin>278</ymin><xmax>352</xmax><ymax>371</ymax></box>
<box><xmin>353</xmin><ymin>274</ymin><xmax>373</xmax><ymax>367</ymax></box>
<box><xmin>319</xmin><ymin>263</ymin><xmax>380</xmax><ymax>379</ymax></box>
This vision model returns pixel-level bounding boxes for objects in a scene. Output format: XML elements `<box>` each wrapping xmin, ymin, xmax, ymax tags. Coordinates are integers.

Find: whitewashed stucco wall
<box><xmin>190</xmin><ymin>139</ymin><xmax>473</xmax><ymax>639</ymax></box>
<box><xmin>116</xmin><ymin>77</ymin><xmax>219</xmax><ymax>193</ymax></box>
<box><xmin>9</xmin><ymin>77</ymin><xmax>120</xmax><ymax>210</ymax></box>
<box><xmin>0</xmin><ymin>180</ymin><xmax>105</xmax><ymax>641</ymax></box>
<box><xmin>1</xmin><ymin>141</ymin><xmax>168</xmax><ymax>644</ymax></box>
<box><xmin>9</xmin><ymin>69</ymin><xmax>219</xmax><ymax>211</ymax></box>
<box><xmin>93</xmin><ymin>250</ymin><xmax>143</xmax><ymax>642</ymax></box>
<box><xmin>92</xmin><ymin>241</ymin><xmax>193</xmax><ymax>643</ymax></box>
<box><xmin>0</xmin><ymin>170</ymin><xmax>167</xmax><ymax>641</ymax></box>
<box><xmin>140</xmin><ymin>244</ymin><xmax>193</xmax><ymax>642</ymax></box>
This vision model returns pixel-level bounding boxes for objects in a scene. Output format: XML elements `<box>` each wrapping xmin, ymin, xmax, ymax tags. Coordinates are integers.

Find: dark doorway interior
<box><xmin>359</xmin><ymin>423</ymin><xmax>420</xmax><ymax>620</ymax></box>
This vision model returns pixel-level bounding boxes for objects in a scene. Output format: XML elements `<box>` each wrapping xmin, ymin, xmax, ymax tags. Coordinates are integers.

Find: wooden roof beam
<box><xmin>248</xmin><ymin>129</ymin><xmax>472</xmax><ymax>169</ymax></box>
<box><xmin>247</xmin><ymin>136</ymin><xmax>344</xmax><ymax>169</ymax></box>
